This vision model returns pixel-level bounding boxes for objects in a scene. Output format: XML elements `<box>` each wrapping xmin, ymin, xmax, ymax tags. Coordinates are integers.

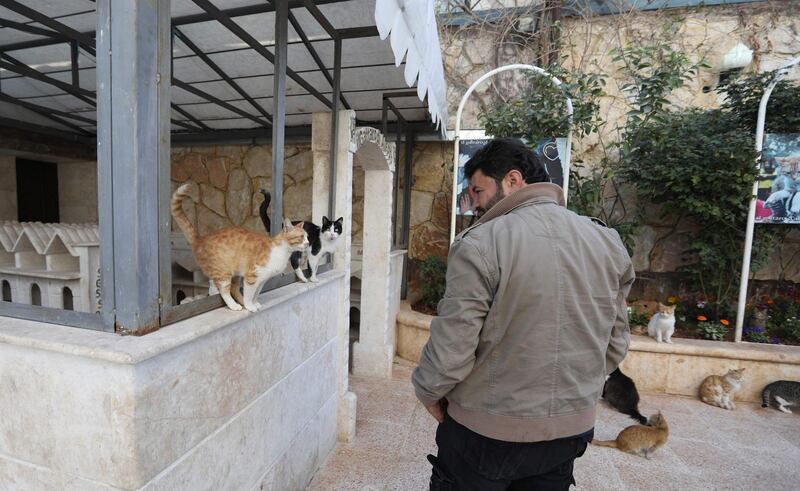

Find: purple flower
<box><xmin>697</xmin><ymin>301</ymin><xmax>707</xmax><ymax>309</ymax></box>
<box><xmin>771</xmin><ymin>337</ymin><xmax>782</xmax><ymax>344</ymax></box>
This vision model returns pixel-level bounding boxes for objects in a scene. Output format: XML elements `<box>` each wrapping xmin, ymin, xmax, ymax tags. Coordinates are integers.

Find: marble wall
<box><xmin>0</xmin><ymin>274</ymin><xmax>344</xmax><ymax>490</ymax></box>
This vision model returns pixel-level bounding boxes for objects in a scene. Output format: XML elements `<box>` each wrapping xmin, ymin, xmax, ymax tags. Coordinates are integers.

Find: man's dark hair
<box><xmin>464</xmin><ymin>137</ymin><xmax>549</xmax><ymax>185</ymax></box>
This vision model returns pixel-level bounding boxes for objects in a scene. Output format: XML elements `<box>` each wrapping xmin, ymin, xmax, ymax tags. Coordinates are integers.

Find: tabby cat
<box><xmin>762</xmin><ymin>380</ymin><xmax>800</xmax><ymax>414</ymax></box>
<box><xmin>603</xmin><ymin>368</ymin><xmax>648</xmax><ymax>425</ymax></box>
<box><xmin>171</xmin><ymin>184</ymin><xmax>308</xmax><ymax>312</ymax></box>
<box><xmin>699</xmin><ymin>368</ymin><xmax>745</xmax><ymax>410</ymax></box>
<box><xmin>647</xmin><ymin>303</ymin><xmax>676</xmax><ymax>343</ymax></box>
<box><xmin>593</xmin><ymin>413</ymin><xmax>669</xmax><ymax>459</ymax></box>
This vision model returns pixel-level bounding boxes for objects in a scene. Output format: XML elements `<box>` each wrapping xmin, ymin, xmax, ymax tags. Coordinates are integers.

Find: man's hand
<box><xmin>425</xmin><ymin>399</ymin><xmax>448</xmax><ymax>423</ymax></box>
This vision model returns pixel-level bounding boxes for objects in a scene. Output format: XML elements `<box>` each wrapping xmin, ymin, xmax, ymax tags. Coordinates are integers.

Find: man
<box><xmin>412</xmin><ymin>138</ymin><xmax>634</xmax><ymax>490</ymax></box>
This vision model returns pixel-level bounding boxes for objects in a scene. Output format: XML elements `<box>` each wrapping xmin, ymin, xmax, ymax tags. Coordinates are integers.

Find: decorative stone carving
<box><xmin>352</xmin><ymin>127</ymin><xmax>396</xmax><ymax>172</ymax></box>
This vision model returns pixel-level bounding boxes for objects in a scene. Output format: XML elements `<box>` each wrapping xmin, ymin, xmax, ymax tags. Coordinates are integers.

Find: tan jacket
<box><xmin>412</xmin><ymin>183</ymin><xmax>634</xmax><ymax>442</ymax></box>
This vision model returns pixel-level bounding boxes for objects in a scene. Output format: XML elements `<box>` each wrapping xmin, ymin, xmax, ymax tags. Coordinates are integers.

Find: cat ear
<box><xmin>322</xmin><ymin>216</ymin><xmax>330</xmax><ymax>226</ymax></box>
<box><xmin>283</xmin><ymin>218</ymin><xmax>293</xmax><ymax>231</ymax></box>
<box><xmin>294</xmin><ymin>221</ymin><xmax>304</xmax><ymax>229</ymax></box>
<box><xmin>336</xmin><ymin>217</ymin><xmax>343</xmax><ymax>224</ymax></box>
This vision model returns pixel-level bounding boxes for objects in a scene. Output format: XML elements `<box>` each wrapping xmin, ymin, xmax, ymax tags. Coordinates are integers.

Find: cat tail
<box><xmin>171</xmin><ymin>184</ymin><xmax>200</xmax><ymax>246</ymax></box>
<box><xmin>592</xmin><ymin>439</ymin><xmax>618</xmax><ymax>448</ymax></box>
<box><xmin>626</xmin><ymin>409</ymin><xmax>648</xmax><ymax>425</ymax></box>
<box><xmin>259</xmin><ymin>189</ymin><xmax>271</xmax><ymax>233</ymax></box>
<box><xmin>761</xmin><ymin>385</ymin><xmax>771</xmax><ymax>408</ymax></box>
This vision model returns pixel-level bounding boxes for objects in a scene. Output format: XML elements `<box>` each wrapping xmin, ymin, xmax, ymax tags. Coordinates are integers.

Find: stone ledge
<box><xmin>0</xmin><ymin>270</ymin><xmax>345</xmax><ymax>365</ymax></box>
<box><xmin>629</xmin><ymin>334</ymin><xmax>800</xmax><ymax>365</ymax></box>
<box><xmin>395</xmin><ymin>306</ymin><xmax>800</xmax><ymax>402</ymax></box>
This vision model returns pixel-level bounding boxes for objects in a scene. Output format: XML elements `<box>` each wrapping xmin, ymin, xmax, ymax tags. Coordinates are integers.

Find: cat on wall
<box><xmin>258</xmin><ymin>190</ymin><xmax>342</xmax><ymax>283</ymax></box>
<box><xmin>762</xmin><ymin>380</ymin><xmax>800</xmax><ymax>414</ymax></box>
<box><xmin>172</xmin><ymin>184</ymin><xmax>308</xmax><ymax>312</ymax></box>
<box><xmin>592</xmin><ymin>413</ymin><xmax>669</xmax><ymax>459</ymax></box>
<box><xmin>699</xmin><ymin>368</ymin><xmax>746</xmax><ymax>410</ymax></box>
<box><xmin>647</xmin><ymin>303</ymin><xmax>676</xmax><ymax>343</ymax></box>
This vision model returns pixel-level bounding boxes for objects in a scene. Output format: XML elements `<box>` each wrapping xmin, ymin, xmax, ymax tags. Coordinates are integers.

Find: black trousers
<box><xmin>429</xmin><ymin>415</ymin><xmax>590</xmax><ymax>491</ymax></box>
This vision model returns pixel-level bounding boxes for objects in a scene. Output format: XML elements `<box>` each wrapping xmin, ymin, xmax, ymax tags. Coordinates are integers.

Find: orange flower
<box><xmin>720</xmin><ymin>319</ymin><xmax>730</xmax><ymax>326</ymax></box>
<box><xmin>697</xmin><ymin>315</ymin><xmax>707</xmax><ymax>321</ymax></box>
<box><xmin>768</xmin><ymin>299</ymin><xmax>775</xmax><ymax>305</ymax></box>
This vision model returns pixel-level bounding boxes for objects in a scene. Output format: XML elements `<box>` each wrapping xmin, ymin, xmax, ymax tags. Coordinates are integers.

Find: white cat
<box><xmin>647</xmin><ymin>303</ymin><xmax>676</xmax><ymax>343</ymax></box>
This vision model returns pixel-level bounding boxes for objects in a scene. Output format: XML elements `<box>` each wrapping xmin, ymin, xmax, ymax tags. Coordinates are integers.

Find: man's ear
<box><xmin>505</xmin><ymin>169</ymin><xmax>525</xmax><ymax>188</ymax></box>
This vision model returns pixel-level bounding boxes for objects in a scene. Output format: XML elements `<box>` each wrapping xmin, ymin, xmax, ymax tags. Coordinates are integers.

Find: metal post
<box><xmin>70</xmin><ymin>40</ymin><xmax>79</xmax><ymax>88</ymax></box>
<box><xmin>400</xmin><ymin>128</ymin><xmax>414</xmax><ymax>299</ymax></box>
<box><xmin>270</xmin><ymin>0</ymin><xmax>287</xmax><ymax>236</ymax></box>
<box><xmin>96</xmin><ymin>0</ymin><xmax>171</xmax><ymax>334</ymax></box>
<box><xmin>735</xmin><ymin>56</ymin><xmax>800</xmax><ymax>342</ymax></box>
<box><xmin>328</xmin><ymin>37</ymin><xmax>342</xmax><ymax>221</ymax></box>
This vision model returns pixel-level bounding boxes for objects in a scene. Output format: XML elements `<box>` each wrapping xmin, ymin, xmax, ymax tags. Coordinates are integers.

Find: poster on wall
<box><xmin>756</xmin><ymin>133</ymin><xmax>800</xmax><ymax>224</ymax></box>
<box><xmin>455</xmin><ymin>136</ymin><xmax>567</xmax><ymax>216</ymax></box>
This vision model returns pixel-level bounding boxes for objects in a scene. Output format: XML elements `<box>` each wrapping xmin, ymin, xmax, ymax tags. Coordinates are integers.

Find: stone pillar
<box><xmin>352</xmin><ymin>167</ymin><xmax>395</xmax><ymax>378</ymax></box>
<box><xmin>312</xmin><ymin>109</ymin><xmax>357</xmax><ymax>442</ymax></box>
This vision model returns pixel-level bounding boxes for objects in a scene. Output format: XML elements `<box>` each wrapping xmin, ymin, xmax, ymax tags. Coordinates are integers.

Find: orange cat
<box><xmin>593</xmin><ymin>412</ymin><xmax>669</xmax><ymax>459</ymax></box>
<box><xmin>171</xmin><ymin>184</ymin><xmax>308</xmax><ymax>312</ymax></box>
<box><xmin>699</xmin><ymin>368</ymin><xmax>745</xmax><ymax>410</ymax></box>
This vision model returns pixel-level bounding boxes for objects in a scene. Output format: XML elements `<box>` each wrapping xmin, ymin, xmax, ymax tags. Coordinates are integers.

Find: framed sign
<box><xmin>756</xmin><ymin>133</ymin><xmax>800</xmax><ymax>224</ymax></box>
<box><xmin>454</xmin><ymin>137</ymin><xmax>567</xmax><ymax>216</ymax></box>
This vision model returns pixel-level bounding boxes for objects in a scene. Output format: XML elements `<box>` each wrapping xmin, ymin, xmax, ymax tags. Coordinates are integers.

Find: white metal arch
<box><xmin>735</xmin><ymin>56</ymin><xmax>800</xmax><ymax>342</ymax></box>
<box><xmin>449</xmin><ymin>64</ymin><xmax>574</xmax><ymax>244</ymax></box>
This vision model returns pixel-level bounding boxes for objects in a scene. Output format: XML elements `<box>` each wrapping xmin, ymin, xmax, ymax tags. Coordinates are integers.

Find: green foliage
<box><xmin>480</xmin><ymin>65</ymin><xmax>606</xmax><ymax>144</ymax></box>
<box><xmin>611</xmin><ymin>44</ymin><xmax>705</xmax><ymax>129</ymax></box>
<box><xmin>614</xmin><ymin>44</ymin><xmax>797</xmax><ymax>317</ymax></box>
<box><xmin>696</xmin><ymin>321</ymin><xmax>728</xmax><ymax>341</ymax></box>
<box><xmin>418</xmin><ymin>255</ymin><xmax>448</xmax><ymax>310</ymax></box>
<box><xmin>717</xmin><ymin>70</ymin><xmax>800</xmax><ymax>134</ymax></box>
<box><xmin>628</xmin><ymin>306</ymin><xmax>650</xmax><ymax>327</ymax></box>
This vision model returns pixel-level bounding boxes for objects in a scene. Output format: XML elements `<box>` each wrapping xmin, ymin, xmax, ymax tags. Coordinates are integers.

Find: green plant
<box><xmin>480</xmin><ymin>64</ymin><xmax>607</xmax><ymax>144</ymax></box>
<box><xmin>782</xmin><ymin>316</ymin><xmax>800</xmax><ymax>342</ymax></box>
<box><xmin>627</xmin><ymin>306</ymin><xmax>650</xmax><ymax>327</ymax></box>
<box><xmin>696</xmin><ymin>321</ymin><xmax>728</xmax><ymax>341</ymax></box>
<box><xmin>418</xmin><ymin>255</ymin><xmax>448</xmax><ymax>310</ymax></box>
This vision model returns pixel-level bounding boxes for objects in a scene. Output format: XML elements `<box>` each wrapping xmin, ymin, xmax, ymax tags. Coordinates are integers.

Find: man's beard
<box><xmin>476</xmin><ymin>188</ymin><xmax>506</xmax><ymax>215</ymax></box>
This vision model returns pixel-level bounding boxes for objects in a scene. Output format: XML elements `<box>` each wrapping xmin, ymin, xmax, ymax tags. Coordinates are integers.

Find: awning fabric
<box><xmin>375</xmin><ymin>0</ymin><xmax>449</xmax><ymax>136</ymax></box>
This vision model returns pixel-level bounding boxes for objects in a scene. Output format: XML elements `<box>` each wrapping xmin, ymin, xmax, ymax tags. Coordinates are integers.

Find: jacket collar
<box><xmin>474</xmin><ymin>182</ymin><xmax>565</xmax><ymax>226</ymax></box>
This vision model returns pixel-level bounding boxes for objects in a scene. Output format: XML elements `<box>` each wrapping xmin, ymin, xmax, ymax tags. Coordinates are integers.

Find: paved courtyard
<box><xmin>309</xmin><ymin>360</ymin><xmax>800</xmax><ymax>490</ymax></box>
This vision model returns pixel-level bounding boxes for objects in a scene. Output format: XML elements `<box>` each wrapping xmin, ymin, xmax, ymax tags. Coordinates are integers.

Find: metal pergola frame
<box><xmin>0</xmin><ymin>0</ymin><xmax>437</xmax><ymax>333</ymax></box>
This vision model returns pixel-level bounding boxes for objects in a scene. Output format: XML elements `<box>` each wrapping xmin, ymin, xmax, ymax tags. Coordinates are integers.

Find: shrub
<box><xmin>418</xmin><ymin>255</ymin><xmax>448</xmax><ymax>311</ymax></box>
<box><xmin>696</xmin><ymin>321</ymin><xmax>728</xmax><ymax>341</ymax></box>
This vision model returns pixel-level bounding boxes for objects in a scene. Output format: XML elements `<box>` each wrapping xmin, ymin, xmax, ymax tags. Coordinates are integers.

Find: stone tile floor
<box><xmin>308</xmin><ymin>360</ymin><xmax>800</xmax><ymax>490</ymax></box>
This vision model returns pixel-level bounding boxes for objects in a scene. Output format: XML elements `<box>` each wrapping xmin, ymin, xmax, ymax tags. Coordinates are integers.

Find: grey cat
<box><xmin>762</xmin><ymin>380</ymin><xmax>800</xmax><ymax>414</ymax></box>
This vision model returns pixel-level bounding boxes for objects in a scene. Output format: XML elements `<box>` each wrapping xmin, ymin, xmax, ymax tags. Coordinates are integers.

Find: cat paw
<box><xmin>297</xmin><ymin>276</ymin><xmax>309</xmax><ymax>283</ymax></box>
<box><xmin>226</xmin><ymin>303</ymin><xmax>243</xmax><ymax>311</ymax></box>
<box><xmin>310</xmin><ymin>276</ymin><xmax>319</xmax><ymax>283</ymax></box>
<box><xmin>244</xmin><ymin>302</ymin><xmax>261</xmax><ymax>313</ymax></box>
<box><xmin>665</xmin><ymin>339</ymin><xmax>674</xmax><ymax>344</ymax></box>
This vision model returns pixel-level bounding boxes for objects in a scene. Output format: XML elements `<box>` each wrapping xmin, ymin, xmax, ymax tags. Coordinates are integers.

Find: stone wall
<box><xmin>170</xmin><ymin>144</ymin><xmax>313</xmax><ymax>236</ymax></box>
<box><xmin>58</xmin><ymin>161</ymin><xmax>97</xmax><ymax>223</ymax></box>
<box><xmin>0</xmin><ymin>273</ymin><xmax>344</xmax><ymax>489</ymax></box>
<box><xmin>0</xmin><ymin>156</ymin><xmax>16</xmax><ymax>221</ymax></box>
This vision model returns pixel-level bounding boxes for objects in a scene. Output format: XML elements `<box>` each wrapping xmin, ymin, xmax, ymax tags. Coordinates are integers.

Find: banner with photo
<box><xmin>756</xmin><ymin>133</ymin><xmax>800</xmax><ymax>224</ymax></box>
<box><xmin>455</xmin><ymin>137</ymin><xmax>567</xmax><ymax>216</ymax></box>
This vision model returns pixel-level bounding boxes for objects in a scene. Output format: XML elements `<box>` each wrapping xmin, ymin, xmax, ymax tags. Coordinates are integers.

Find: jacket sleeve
<box><xmin>606</xmin><ymin>256</ymin><xmax>635</xmax><ymax>374</ymax></box>
<box><xmin>412</xmin><ymin>237</ymin><xmax>495</xmax><ymax>406</ymax></box>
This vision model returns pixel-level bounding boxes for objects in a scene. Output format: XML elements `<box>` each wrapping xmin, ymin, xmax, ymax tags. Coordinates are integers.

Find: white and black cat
<box><xmin>603</xmin><ymin>367</ymin><xmax>648</xmax><ymax>425</ymax></box>
<box><xmin>258</xmin><ymin>190</ymin><xmax>343</xmax><ymax>283</ymax></box>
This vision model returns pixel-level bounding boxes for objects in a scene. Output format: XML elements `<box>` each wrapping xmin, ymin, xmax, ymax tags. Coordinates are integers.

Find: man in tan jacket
<box><xmin>412</xmin><ymin>138</ymin><xmax>634</xmax><ymax>490</ymax></box>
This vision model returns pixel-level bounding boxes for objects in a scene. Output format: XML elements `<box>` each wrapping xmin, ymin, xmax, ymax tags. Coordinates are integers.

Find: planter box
<box><xmin>395</xmin><ymin>302</ymin><xmax>800</xmax><ymax>403</ymax></box>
